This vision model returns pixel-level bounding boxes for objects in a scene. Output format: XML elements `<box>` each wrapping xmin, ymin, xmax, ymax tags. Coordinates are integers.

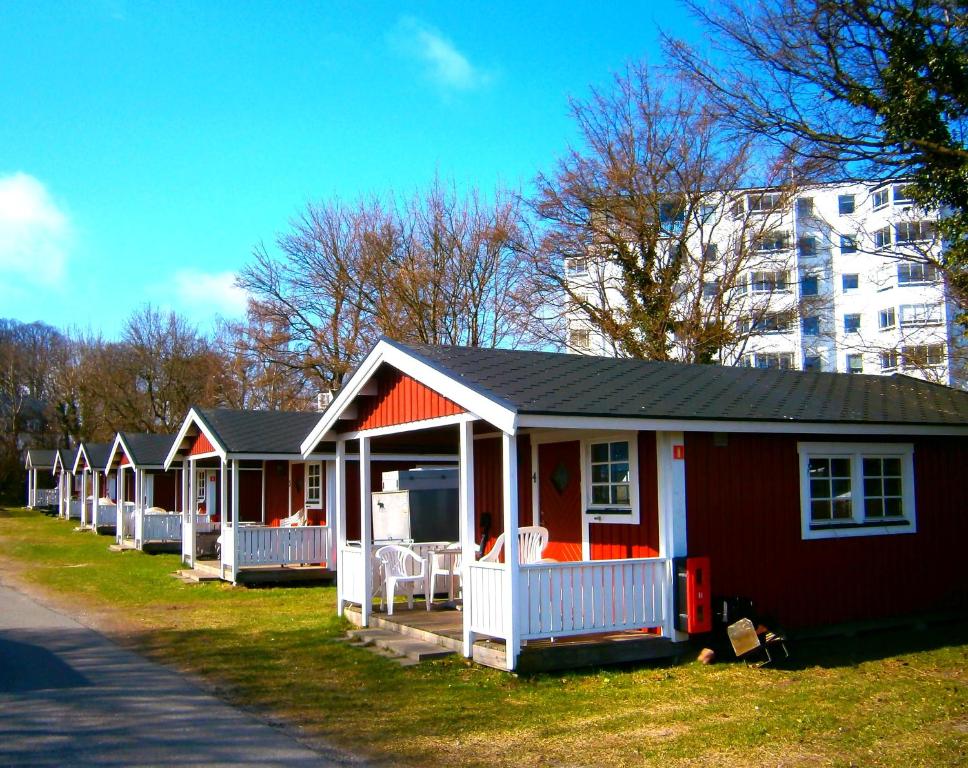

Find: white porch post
<box><xmin>220</xmin><ymin>458</ymin><xmax>228</xmax><ymax>580</ymax></box>
<box><xmin>335</xmin><ymin>441</ymin><xmax>347</xmax><ymax>616</ymax></box>
<box><xmin>134</xmin><ymin>468</ymin><xmax>142</xmax><ymax>543</ymax></box>
<box><xmin>459</xmin><ymin>419</ymin><xmax>476</xmax><ymax>657</ymax></box>
<box><xmin>180</xmin><ymin>461</ymin><xmax>188</xmax><ymax>514</ymax></box>
<box><xmin>115</xmin><ymin>466</ymin><xmax>124</xmax><ymax>542</ymax></box>
<box><xmin>92</xmin><ymin>471</ymin><xmax>101</xmax><ymax>531</ymax></box>
<box><xmin>502</xmin><ymin>432</ymin><xmax>520</xmax><ymax>671</ymax></box>
<box><xmin>185</xmin><ymin>458</ymin><xmax>195</xmax><ymax>566</ymax></box>
<box><xmin>359</xmin><ymin>436</ymin><xmax>373</xmax><ymax>627</ymax></box>
<box><xmin>325</xmin><ymin>460</ymin><xmax>337</xmax><ymax>572</ymax></box>
<box><xmin>80</xmin><ymin>469</ymin><xmax>89</xmax><ymax>527</ymax></box>
<box><xmin>656</xmin><ymin>431</ymin><xmax>688</xmax><ymax>643</ymax></box>
<box><xmin>231</xmin><ymin>459</ymin><xmax>240</xmax><ymax>584</ymax></box>
<box><xmin>30</xmin><ymin>469</ymin><xmax>37</xmax><ymax>508</ymax></box>
<box><xmin>60</xmin><ymin>472</ymin><xmax>66</xmax><ymax>518</ymax></box>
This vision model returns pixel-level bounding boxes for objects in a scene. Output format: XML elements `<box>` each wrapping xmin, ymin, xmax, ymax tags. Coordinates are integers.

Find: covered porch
<box><xmin>72</xmin><ymin>442</ymin><xmax>117</xmax><ymax>534</ymax></box>
<box><xmin>302</xmin><ymin>341</ymin><xmax>692</xmax><ymax>672</ymax></box>
<box><xmin>165</xmin><ymin>408</ymin><xmax>339</xmax><ymax>584</ymax></box>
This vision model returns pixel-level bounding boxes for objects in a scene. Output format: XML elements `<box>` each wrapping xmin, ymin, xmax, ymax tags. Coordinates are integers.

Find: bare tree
<box><xmin>239</xmin><ymin>181</ymin><xmax>542</xmax><ymax>390</ymax></box>
<box><xmin>665</xmin><ymin>0</ymin><xmax>968</xmax><ymax>317</ymax></box>
<box><xmin>523</xmin><ymin>65</ymin><xmax>808</xmax><ymax>364</ymax></box>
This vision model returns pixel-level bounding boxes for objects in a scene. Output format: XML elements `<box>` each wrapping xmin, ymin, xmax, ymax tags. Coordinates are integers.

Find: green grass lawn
<box><xmin>1</xmin><ymin>507</ymin><xmax>966</xmax><ymax>767</ymax></box>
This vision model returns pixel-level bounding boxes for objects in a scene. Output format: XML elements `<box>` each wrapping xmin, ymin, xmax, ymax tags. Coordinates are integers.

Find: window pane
<box><xmin>609</xmin><ymin>441</ymin><xmax>629</xmax><ymax>462</ymax></box>
<box><xmin>811</xmin><ymin>500</ymin><xmax>831</xmax><ymax>521</ymax></box>
<box><xmin>592</xmin><ymin>486</ymin><xmax>609</xmax><ymax>504</ymax></box>
<box><xmin>610</xmin><ymin>462</ymin><xmax>630</xmax><ymax>483</ymax></box>
<box><xmin>884</xmin><ymin>477</ymin><xmax>902</xmax><ymax>497</ymax></box>
<box><xmin>612</xmin><ymin>485</ymin><xmax>630</xmax><ymax>505</ymax></box>
<box><xmin>883</xmin><ymin>458</ymin><xmax>901</xmax><ymax>476</ymax></box>
<box><xmin>811</xmin><ymin>479</ymin><xmax>830</xmax><ymax>498</ymax></box>
<box><xmin>832</xmin><ymin>479</ymin><xmax>851</xmax><ymax>498</ymax></box>
<box><xmin>833</xmin><ymin>499</ymin><xmax>853</xmax><ymax>519</ymax></box>
<box><xmin>809</xmin><ymin>459</ymin><xmax>830</xmax><ymax>477</ymax></box>
<box><xmin>865</xmin><ymin>498</ymin><xmax>884</xmax><ymax>518</ymax></box>
<box><xmin>884</xmin><ymin>498</ymin><xmax>903</xmax><ymax>517</ymax></box>
<box><xmin>591</xmin><ymin>464</ymin><xmax>609</xmax><ymax>483</ymax></box>
<box><xmin>831</xmin><ymin>458</ymin><xmax>850</xmax><ymax>477</ymax></box>
<box><xmin>864</xmin><ymin>477</ymin><xmax>882</xmax><ymax>497</ymax></box>
<box><xmin>863</xmin><ymin>458</ymin><xmax>881</xmax><ymax>475</ymax></box>
<box><xmin>590</xmin><ymin>443</ymin><xmax>609</xmax><ymax>463</ymax></box>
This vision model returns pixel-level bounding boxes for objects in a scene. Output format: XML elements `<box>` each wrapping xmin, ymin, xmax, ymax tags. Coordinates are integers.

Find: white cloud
<box><xmin>0</xmin><ymin>172</ymin><xmax>71</xmax><ymax>287</ymax></box>
<box><xmin>392</xmin><ymin>17</ymin><xmax>490</xmax><ymax>91</ymax></box>
<box><xmin>172</xmin><ymin>269</ymin><xmax>249</xmax><ymax>318</ymax></box>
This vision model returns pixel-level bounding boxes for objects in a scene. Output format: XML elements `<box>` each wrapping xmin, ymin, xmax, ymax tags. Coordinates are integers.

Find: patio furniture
<box><xmin>428</xmin><ymin>542</ymin><xmax>462</xmax><ymax>604</ymax></box>
<box><xmin>279</xmin><ymin>507</ymin><xmax>307</xmax><ymax>527</ymax></box>
<box><xmin>479</xmin><ymin>526</ymin><xmax>550</xmax><ymax>564</ymax></box>
<box><xmin>375</xmin><ymin>544</ymin><xmax>428</xmax><ymax>615</ymax></box>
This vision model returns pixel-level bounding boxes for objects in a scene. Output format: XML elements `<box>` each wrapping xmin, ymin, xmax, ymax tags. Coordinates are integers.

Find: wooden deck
<box><xmin>343</xmin><ymin>604</ymin><xmax>682</xmax><ymax>673</ymax></box>
<box><xmin>185</xmin><ymin>559</ymin><xmax>336</xmax><ymax>586</ymax></box>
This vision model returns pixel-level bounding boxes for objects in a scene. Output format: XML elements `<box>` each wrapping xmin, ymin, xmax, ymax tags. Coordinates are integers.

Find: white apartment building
<box><xmin>566</xmin><ymin>180</ymin><xmax>966</xmax><ymax>389</ymax></box>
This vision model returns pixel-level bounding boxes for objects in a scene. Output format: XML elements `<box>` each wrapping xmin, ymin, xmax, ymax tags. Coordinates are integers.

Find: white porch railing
<box><xmin>234</xmin><ymin>525</ymin><xmax>331</xmax><ymax>567</ymax></box>
<box><xmin>466</xmin><ymin>560</ymin><xmax>507</xmax><ymax>639</ymax></box>
<box><xmin>142</xmin><ymin>513</ymin><xmax>181</xmax><ymax>543</ymax></box>
<box><xmin>467</xmin><ymin>557</ymin><xmax>668</xmax><ymax>641</ymax></box>
<box><xmin>340</xmin><ymin>545</ymin><xmax>366</xmax><ymax>605</ymax></box>
<box><xmin>92</xmin><ymin>501</ymin><xmax>116</xmax><ymax>529</ymax></box>
<box><xmin>35</xmin><ymin>489</ymin><xmax>58</xmax><ymax>507</ymax></box>
<box><xmin>119</xmin><ymin>503</ymin><xmax>136</xmax><ymax>539</ymax></box>
<box><xmin>68</xmin><ymin>500</ymin><xmax>82</xmax><ymax>519</ymax></box>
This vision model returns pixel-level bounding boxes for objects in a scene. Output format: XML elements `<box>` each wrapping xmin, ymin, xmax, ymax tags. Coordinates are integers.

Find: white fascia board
<box><xmin>340</xmin><ymin>413</ymin><xmax>477</xmax><ymax>441</ymax></box>
<box><xmin>71</xmin><ymin>445</ymin><xmax>89</xmax><ymax>474</ymax></box>
<box><xmin>105</xmin><ymin>433</ymin><xmax>132</xmax><ymax>471</ymax></box>
<box><xmin>518</xmin><ymin>414</ymin><xmax>968</xmax><ymax>437</ymax></box>
<box><xmin>163</xmin><ymin>408</ymin><xmax>227</xmax><ymax>470</ymax></box>
<box><xmin>299</xmin><ymin>340</ymin><xmax>517</xmax><ymax>457</ymax></box>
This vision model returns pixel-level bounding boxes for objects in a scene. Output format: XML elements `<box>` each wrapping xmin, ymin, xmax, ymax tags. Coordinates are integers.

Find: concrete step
<box><xmin>173</xmin><ymin>568</ymin><xmax>221</xmax><ymax>584</ymax></box>
<box><xmin>346</xmin><ymin>628</ymin><xmax>455</xmax><ymax>663</ymax></box>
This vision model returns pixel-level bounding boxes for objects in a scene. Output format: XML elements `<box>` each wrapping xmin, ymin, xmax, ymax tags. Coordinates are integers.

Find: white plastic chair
<box><xmin>376</xmin><ymin>545</ymin><xmax>428</xmax><ymax>614</ymax></box>
<box><xmin>479</xmin><ymin>526</ymin><xmax>549</xmax><ymax>564</ymax></box>
<box><xmin>279</xmin><ymin>507</ymin><xmax>307</xmax><ymax>527</ymax></box>
<box><xmin>428</xmin><ymin>544</ymin><xmax>462</xmax><ymax>605</ymax></box>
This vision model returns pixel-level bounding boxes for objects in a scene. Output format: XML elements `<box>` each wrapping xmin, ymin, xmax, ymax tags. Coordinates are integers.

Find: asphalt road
<box><xmin>0</xmin><ymin>581</ymin><xmax>366</xmax><ymax>767</ymax></box>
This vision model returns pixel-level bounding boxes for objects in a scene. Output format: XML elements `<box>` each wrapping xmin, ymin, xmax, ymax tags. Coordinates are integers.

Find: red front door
<box><xmin>537</xmin><ymin>441</ymin><xmax>583</xmax><ymax>562</ymax></box>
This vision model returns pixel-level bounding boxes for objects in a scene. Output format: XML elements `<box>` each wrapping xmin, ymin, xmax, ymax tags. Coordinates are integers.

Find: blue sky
<box><xmin>1</xmin><ymin>1</ymin><xmax>699</xmax><ymax>338</ymax></box>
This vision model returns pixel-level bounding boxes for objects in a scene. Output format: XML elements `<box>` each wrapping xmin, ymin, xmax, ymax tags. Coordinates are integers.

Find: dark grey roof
<box><xmin>119</xmin><ymin>433</ymin><xmax>178</xmax><ymax>467</ymax></box>
<box><xmin>82</xmin><ymin>442</ymin><xmax>114</xmax><ymax>471</ymax></box>
<box><xmin>26</xmin><ymin>449</ymin><xmax>57</xmax><ymax>468</ymax></box>
<box><xmin>197</xmin><ymin>409</ymin><xmax>323</xmax><ymax>454</ymax></box>
<box><xmin>55</xmin><ymin>447</ymin><xmax>78</xmax><ymax>472</ymax></box>
<box><xmin>392</xmin><ymin>341</ymin><xmax>968</xmax><ymax>427</ymax></box>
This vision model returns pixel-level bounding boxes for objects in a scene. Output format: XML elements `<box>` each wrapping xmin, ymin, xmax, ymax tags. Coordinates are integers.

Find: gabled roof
<box><xmin>73</xmin><ymin>442</ymin><xmax>114</xmax><ymax>473</ymax></box>
<box><xmin>302</xmin><ymin>339</ymin><xmax>968</xmax><ymax>451</ymax></box>
<box><xmin>166</xmin><ymin>407</ymin><xmax>323</xmax><ymax>468</ymax></box>
<box><xmin>108</xmin><ymin>432</ymin><xmax>177</xmax><ymax>469</ymax></box>
<box><xmin>53</xmin><ymin>447</ymin><xmax>78</xmax><ymax>474</ymax></box>
<box><xmin>25</xmin><ymin>449</ymin><xmax>57</xmax><ymax>470</ymax></box>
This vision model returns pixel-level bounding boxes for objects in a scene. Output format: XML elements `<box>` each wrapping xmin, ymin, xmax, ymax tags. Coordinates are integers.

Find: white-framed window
<box><xmin>902</xmin><ymin>344</ymin><xmax>945</xmax><ymax>368</ymax></box>
<box><xmin>899</xmin><ymin>303</ymin><xmax>942</xmax><ymax>327</ymax></box>
<box><xmin>872</xmin><ymin>188</ymin><xmax>890</xmax><ymax>209</ymax></box>
<box><xmin>196</xmin><ymin>469</ymin><xmax>206</xmax><ymax>503</ymax></box>
<box><xmin>565</xmin><ymin>257</ymin><xmax>588</xmax><ymax>276</ymax></box>
<box><xmin>569</xmin><ymin>328</ymin><xmax>591</xmax><ymax>351</ymax></box>
<box><xmin>702</xmin><ymin>242</ymin><xmax>719</xmax><ymax>263</ymax></box>
<box><xmin>753</xmin><ymin>232</ymin><xmax>789</xmax><ymax>252</ymax></box>
<box><xmin>840</xmin><ymin>234</ymin><xmax>857</xmax><ymax>253</ymax></box>
<box><xmin>893</xmin><ymin>184</ymin><xmax>915</xmax><ymax>204</ymax></box>
<box><xmin>582</xmin><ymin>435</ymin><xmax>639</xmax><ymax>524</ymax></box>
<box><xmin>895</xmin><ymin>220</ymin><xmax>935</xmax><ymax>243</ymax></box>
<box><xmin>800</xmin><ymin>273</ymin><xmax>819</xmax><ymax>296</ymax></box>
<box><xmin>748</xmin><ymin>192</ymin><xmax>782</xmax><ymax>213</ymax></box>
<box><xmin>846</xmin><ymin>353</ymin><xmax>864</xmax><ymax>373</ymax></box>
<box><xmin>750</xmin><ymin>352</ymin><xmax>793</xmax><ymax>369</ymax></box>
<box><xmin>838</xmin><ymin>194</ymin><xmax>855</xmax><ymax>215</ymax></box>
<box><xmin>874</xmin><ymin>226</ymin><xmax>891</xmax><ymax>249</ymax></box>
<box><xmin>797</xmin><ymin>442</ymin><xmax>916</xmax><ymax>540</ymax></box>
<box><xmin>797</xmin><ymin>236</ymin><xmax>817</xmax><ymax>256</ymax></box>
<box><xmin>880</xmin><ymin>351</ymin><xmax>899</xmax><ymax>371</ymax></box>
<box><xmin>796</xmin><ymin>197</ymin><xmax>814</xmax><ymax>217</ymax></box>
<box><xmin>842</xmin><ymin>273</ymin><xmax>859</xmax><ymax>291</ymax></box>
<box><xmin>751</xmin><ymin>312</ymin><xmax>792</xmax><ymax>335</ymax></box>
<box><xmin>878</xmin><ymin>307</ymin><xmax>896</xmax><ymax>330</ymax></box>
<box><xmin>305</xmin><ymin>462</ymin><xmax>322</xmax><ymax>508</ymax></box>
<box><xmin>844</xmin><ymin>313</ymin><xmax>861</xmax><ymax>333</ymax></box>
<box><xmin>897</xmin><ymin>262</ymin><xmax>939</xmax><ymax>285</ymax></box>
<box><xmin>750</xmin><ymin>270</ymin><xmax>789</xmax><ymax>293</ymax></box>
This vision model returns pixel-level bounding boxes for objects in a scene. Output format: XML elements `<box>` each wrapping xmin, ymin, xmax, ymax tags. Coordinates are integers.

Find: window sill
<box><xmin>804</xmin><ymin>519</ymin><xmax>915</xmax><ymax>540</ymax></box>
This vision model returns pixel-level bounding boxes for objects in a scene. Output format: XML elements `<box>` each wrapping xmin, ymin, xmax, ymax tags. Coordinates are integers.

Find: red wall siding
<box><xmin>237</xmin><ymin>469</ymin><xmax>263</xmax><ymax>523</ymax></box>
<box><xmin>120</xmin><ymin>454</ymin><xmax>131</xmax><ymax>466</ymax></box>
<box><xmin>685</xmin><ymin>432</ymin><xmax>968</xmax><ymax>629</ymax></box>
<box><xmin>265</xmin><ymin>460</ymin><xmax>291</xmax><ymax>526</ymax></box>
<box><xmin>348</xmin><ymin>368</ymin><xmax>465</xmax><ymax>432</ymax></box>
<box><xmin>153</xmin><ymin>471</ymin><xmax>178</xmax><ymax>510</ymax></box>
<box><xmin>589</xmin><ymin>431</ymin><xmax>660</xmax><ymax>560</ymax></box>
<box><xmin>189</xmin><ymin>432</ymin><xmax>215</xmax><ymax>456</ymax></box>
<box><xmin>472</xmin><ymin>435</ymin><xmax>532</xmax><ymax>552</ymax></box>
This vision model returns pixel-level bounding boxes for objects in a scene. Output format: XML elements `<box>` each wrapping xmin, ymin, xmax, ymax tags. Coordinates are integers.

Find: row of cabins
<box><xmin>24</xmin><ymin>339</ymin><xmax>968</xmax><ymax>671</ymax></box>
